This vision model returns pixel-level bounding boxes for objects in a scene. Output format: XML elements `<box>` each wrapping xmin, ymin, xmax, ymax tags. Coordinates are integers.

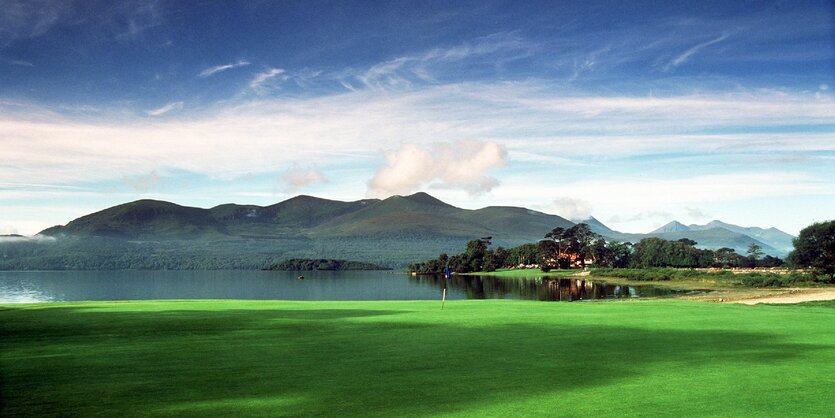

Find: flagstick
<box><xmin>441</xmin><ymin>288</ymin><xmax>447</xmax><ymax>310</ymax></box>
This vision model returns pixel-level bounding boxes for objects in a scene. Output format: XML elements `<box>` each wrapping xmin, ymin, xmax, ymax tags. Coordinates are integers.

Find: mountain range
<box><xmin>579</xmin><ymin>217</ymin><xmax>794</xmax><ymax>256</ymax></box>
<box><xmin>1</xmin><ymin>193</ymin><xmax>793</xmax><ymax>270</ymax></box>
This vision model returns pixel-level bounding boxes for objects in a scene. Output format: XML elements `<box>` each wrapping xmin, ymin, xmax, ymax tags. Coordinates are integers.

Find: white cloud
<box><xmin>355</xmin><ymin>32</ymin><xmax>530</xmax><ymax>90</ymax></box>
<box><xmin>685</xmin><ymin>207</ymin><xmax>710</xmax><ymax>220</ymax></box>
<box><xmin>124</xmin><ymin>171</ymin><xmax>161</xmax><ymax>192</ymax></box>
<box><xmin>146</xmin><ymin>101</ymin><xmax>183</xmax><ymax>116</ymax></box>
<box><xmin>0</xmin><ymin>1</ymin><xmax>70</xmax><ymax>44</ymax></box>
<box><xmin>0</xmin><ymin>82</ymin><xmax>832</xmax><ymax>188</ymax></box>
<box><xmin>281</xmin><ymin>167</ymin><xmax>326</xmax><ymax>191</ymax></box>
<box><xmin>198</xmin><ymin>60</ymin><xmax>251</xmax><ymax>77</ymax></box>
<box><xmin>367</xmin><ymin>141</ymin><xmax>507</xmax><ymax>197</ymax></box>
<box><xmin>549</xmin><ymin>197</ymin><xmax>593</xmax><ymax>220</ymax></box>
<box><xmin>0</xmin><ymin>233</ymin><xmax>55</xmax><ymax>242</ymax></box>
<box><xmin>249</xmin><ymin>68</ymin><xmax>285</xmax><ymax>91</ymax></box>
<box><xmin>8</xmin><ymin>59</ymin><xmax>33</xmax><ymax>66</ymax></box>
<box><xmin>550</xmin><ymin>172</ymin><xmax>825</xmax><ymax>208</ymax></box>
<box><xmin>663</xmin><ymin>33</ymin><xmax>730</xmax><ymax>71</ymax></box>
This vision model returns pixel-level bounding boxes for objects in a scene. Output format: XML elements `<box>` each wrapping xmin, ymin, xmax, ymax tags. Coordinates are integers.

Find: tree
<box><xmin>678</xmin><ymin>238</ymin><xmax>697</xmax><ymax>247</ymax></box>
<box><xmin>789</xmin><ymin>220</ymin><xmax>835</xmax><ymax>282</ymax></box>
<box><xmin>537</xmin><ymin>240</ymin><xmax>557</xmax><ymax>271</ymax></box>
<box><xmin>544</xmin><ymin>227</ymin><xmax>567</xmax><ymax>265</ymax></box>
<box><xmin>564</xmin><ymin>223</ymin><xmax>598</xmax><ymax>268</ymax></box>
<box><xmin>746</xmin><ymin>243</ymin><xmax>763</xmax><ymax>268</ymax></box>
<box><xmin>509</xmin><ymin>243</ymin><xmax>538</xmax><ymax>266</ymax></box>
<box><xmin>747</xmin><ymin>243</ymin><xmax>763</xmax><ymax>259</ymax></box>
<box><xmin>714</xmin><ymin>247</ymin><xmax>743</xmax><ymax>268</ymax></box>
<box><xmin>493</xmin><ymin>247</ymin><xmax>510</xmax><ymax>268</ymax></box>
<box><xmin>606</xmin><ymin>241</ymin><xmax>632</xmax><ymax>268</ymax></box>
<box><xmin>591</xmin><ymin>238</ymin><xmax>612</xmax><ymax>267</ymax></box>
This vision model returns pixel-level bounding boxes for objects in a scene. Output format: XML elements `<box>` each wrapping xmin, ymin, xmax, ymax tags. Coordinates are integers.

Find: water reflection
<box><xmin>410</xmin><ymin>275</ymin><xmax>682</xmax><ymax>301</ymax></box>
<box><xmin>0</xmin><ymin>270</ymin><xmax>686</xmax><ymax>303</ymax></box>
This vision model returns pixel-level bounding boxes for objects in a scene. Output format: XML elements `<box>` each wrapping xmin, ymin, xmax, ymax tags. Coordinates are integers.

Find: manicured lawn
<box><xmin>2</xmin><ymin>299</ymin><xmax>834</xmax><ymax>417</ymax></box>
<box><xmin>465</xmin><ymin>268</ymin><xmax>578</xmax><ymax>278</ymax></box>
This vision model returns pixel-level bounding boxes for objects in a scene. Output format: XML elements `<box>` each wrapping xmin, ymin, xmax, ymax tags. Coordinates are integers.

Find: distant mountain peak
<box><xmin>389</xmin><ymin>192</ymin><xmax>456</xmax><ymax>208</ymax></box>
<box><xmin>575</xmin><ymin>216</ymin><xmax>615</xmax><ymax>235</ymax></box>
<box><xmin>651</xmin><ymin>221</ymin><xmax>691</xmax><ymax>234</ymax></box>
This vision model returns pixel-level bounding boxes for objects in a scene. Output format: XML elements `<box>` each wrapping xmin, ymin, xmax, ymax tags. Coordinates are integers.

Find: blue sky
<box><xmin>1</xmin><ymin>0</ymin><xmax>833</xmax><ymax>236</ymax></box>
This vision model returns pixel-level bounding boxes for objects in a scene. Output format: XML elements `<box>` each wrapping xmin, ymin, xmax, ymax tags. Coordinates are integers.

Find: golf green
<box><xmin>2</xmin><ymin>299</ymin><xmax>833</xmax><ymax>417</ymax></box>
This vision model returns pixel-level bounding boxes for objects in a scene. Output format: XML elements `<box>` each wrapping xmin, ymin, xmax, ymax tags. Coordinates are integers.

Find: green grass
<box><xmin>466</xmin><ymin>268</ymin><xmax>578</xmax><ymax>278</ymax></box>
<box><xmin>2</xmin><ymin>299</ymin><xmax>835</xmax><ymax>417</ymax></box>
<box><xmin>590</xmin><ymin>268</ymin><xmax>827</xmax><ymax>287</ymax></box>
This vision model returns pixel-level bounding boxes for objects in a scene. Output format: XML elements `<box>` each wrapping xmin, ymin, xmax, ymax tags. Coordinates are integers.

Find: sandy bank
<box><xmin>732</xmin><ymin>289</ymin><xmax>835</xmax><ymax>305</ymax></box>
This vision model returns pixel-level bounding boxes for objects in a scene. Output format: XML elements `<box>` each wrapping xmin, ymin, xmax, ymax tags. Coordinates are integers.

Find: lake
<box><xmin>0</xmin><ymin>270</ymin><xmax>688</xmax><ymax>303</ymax></box>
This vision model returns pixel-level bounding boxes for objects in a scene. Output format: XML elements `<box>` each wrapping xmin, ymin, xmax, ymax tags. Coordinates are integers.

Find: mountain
<box><xmin>651</xmin><ymin>221</ymin><xmax>691</xmax><ymax>234</ymax></box>
<box><xmin>687</xmin><ymin>220</ymin><xmax>795</xmax><ymax>253</ymax></box>
<box><xmin>2</xmin><ymin>193</ymin><xmax>792</xmax><ymax>270</ymax></box>
<box><xmin>576</xmin><ymin>216</ymin><xmax>616</xmax><ymax>236</ymax></box>
<box><xmin>576</xmin><ymin>217</ymin><xmax>790</xmax><ymax>257</ymax></box>
<box><xmin>40</xmin><ymin>192</ymin><xmax>574</xmax><ymax>243</ymax></box>
<box><xmin>650</xmin><ymin>229</ymin><xmax>780</xmax><ymax>256</ymax></box>
<box><xmin>41</xmin><ymin>200</ymin><xmax>228</xmax><ymax>239</ymax></box>
<box><xmin>13</xmin><ymin>193</ymin><xmax>573</xmax><ymax>269</ymax></box>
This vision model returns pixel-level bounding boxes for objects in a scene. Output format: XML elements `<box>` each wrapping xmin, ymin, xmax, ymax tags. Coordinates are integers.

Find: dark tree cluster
<box><xmin>789</xmin><ymin>220</ymin><xmax>835</xmax><ymax>282</ymax></box>
<box><xmin>406</xmin><ymin>219</ymin><xmax>825</xmax><ymax>275</ymax></box>
<box><xmin>268</xmin><ymin>258</ymin><xmax>391</xmax><ymax>271</ymax></box>
<box><xmin>628</xmin><ymin>238</ymin><xmax>784</xmax><ymax>269</ymax></box>
<box><xmin>409</xmin><ymin>237</ymin><xmax>511</xmax><ymax>274</ymax></box>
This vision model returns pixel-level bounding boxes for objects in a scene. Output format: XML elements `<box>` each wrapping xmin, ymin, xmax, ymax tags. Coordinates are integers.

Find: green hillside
<box><xmin>5</xmin><ymin>193</ymin><xmax>572</xmax><ymax>269</ymax></box>
<box><xmin>2</xmin><ymin>193</ymin><xmax>792</xmax><ymax>270</ymax></box>
<box><xmin>42</xmin><ymin>200</ymin><xmax>227</xmax><ymax>239</ymax></box>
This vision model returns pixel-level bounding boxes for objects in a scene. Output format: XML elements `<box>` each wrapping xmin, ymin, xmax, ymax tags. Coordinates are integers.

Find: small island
<box><xmin>266</xmin><ymin>258</ymin><xmax>391</xmax><ymax>271</ymax></box>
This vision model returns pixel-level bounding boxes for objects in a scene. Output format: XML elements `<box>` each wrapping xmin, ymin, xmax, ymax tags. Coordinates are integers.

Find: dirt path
<box><xmin>732</xmin><ymin>289</ymin><xmax>835</xmax><ymax>305</ymax></box>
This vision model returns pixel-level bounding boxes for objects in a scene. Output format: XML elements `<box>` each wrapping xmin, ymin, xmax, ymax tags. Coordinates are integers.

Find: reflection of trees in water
<box><xmin>409</xmin><ymin>275</ymin><xmax>676</xmax><ymax>301</ymax></box>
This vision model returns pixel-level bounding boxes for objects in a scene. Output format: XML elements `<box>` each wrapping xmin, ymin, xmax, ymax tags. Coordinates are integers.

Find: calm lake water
<box><xmin>0</xmin><ymin>270</ymin><xmax>687</xmax><ymax>303</ymax></box>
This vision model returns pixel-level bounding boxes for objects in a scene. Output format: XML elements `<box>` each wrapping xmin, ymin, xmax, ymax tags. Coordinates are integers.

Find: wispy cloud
<box><xmin>1</xmin><ymin>82</ymin><xmax>832</xmax><ymax>186</ymax></box>
<box><xmin>0</xmin><ymin>0</ymin><xmax>70</xmax><ymax>46</ymax></box>
<box><xmin>0</xmin><ymin>0</ymin><xmax>164</xmax><ymax>47</ymax></box>
<box><xmin>198</xmin><ymin>60</ymin><xmax>251</xmax><ymax>78</ymax></box>
<box><xmin>353</xmin><ymin>32</ymin><xmax>532</xmax><ymax>90</ymax></box>
<box><xmin>663</xmin><ymin>33</ymin><xmax>730</xmax><ymax>71</ymax></box>
<box><xmin>249</xmin><ymin>68</ymin><xmax>285</xmax><ymax>91</ymax></box>
<box><xmin>7</xmin><ymin>59</ymin><xmax>33</xmax><ymax>66</ymax></box>
<box><xmin>146</xmin><ymin>101</ymin><xmax>183</xmax><ymax>116</ymax></box>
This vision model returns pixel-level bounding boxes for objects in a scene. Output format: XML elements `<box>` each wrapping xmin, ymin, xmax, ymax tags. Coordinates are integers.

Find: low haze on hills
<box><xmin>1</xmin><ymin>193</ymin><xmax>793</xmax><ymax>270</ymax></box>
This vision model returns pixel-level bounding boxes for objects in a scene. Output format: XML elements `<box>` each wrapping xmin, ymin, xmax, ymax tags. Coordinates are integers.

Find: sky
<box><xmin>1</xmin><ymin>0</ymin><xmax>833</xmax><ymax>236</ymax></box>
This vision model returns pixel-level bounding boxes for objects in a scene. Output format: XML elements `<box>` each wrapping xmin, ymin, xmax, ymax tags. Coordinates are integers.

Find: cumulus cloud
<box><xmin>549</xmin><ymin>197</ymin><xmax>593</xmax><ymax>220</ymax></box>
<box><xmin>146</xmin><ymin>101</ymin><xmax>183</xmax><ymax>116</ymax></box>
<box><xmin>367</xmin><ymin>141</ymin><xmax>507</xmax><ymax>197</ymax></box>
<box><xmin>198</xmin><ymin>60</ymin><xmax>250</xmax><ymax>78</ymax></box>
<box><xmin>281</xmin><ymin>167</ymin><xmax>326</xmax><ymax>191</ymax></box>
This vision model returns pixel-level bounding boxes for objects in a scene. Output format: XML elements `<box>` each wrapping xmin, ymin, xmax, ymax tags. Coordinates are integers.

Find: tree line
<box><xmin>408</xmin><ymin>223</ymin><xmax>796</xmax><ymax>274</ymax></box>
